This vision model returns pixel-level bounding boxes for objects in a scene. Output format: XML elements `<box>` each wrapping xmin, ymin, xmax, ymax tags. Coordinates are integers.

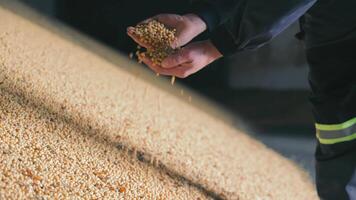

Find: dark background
<box><xmin>19</xmin><ymin>0</ymin><xmax>316</xmax><ymax>177</ymax></box>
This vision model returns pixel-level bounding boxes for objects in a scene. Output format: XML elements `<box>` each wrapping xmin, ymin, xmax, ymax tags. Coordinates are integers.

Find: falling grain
<box><xmin>171</xmin><ymin>76</ymin><xmax>175</xmax><ymax>85</ymax></box>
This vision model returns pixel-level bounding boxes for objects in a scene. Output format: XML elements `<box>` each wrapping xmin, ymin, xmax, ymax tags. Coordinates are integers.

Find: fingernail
<box><xmin>127</xmin><ymin>27</ymin><xmax>134</xmax><ymax>32</ymax></box>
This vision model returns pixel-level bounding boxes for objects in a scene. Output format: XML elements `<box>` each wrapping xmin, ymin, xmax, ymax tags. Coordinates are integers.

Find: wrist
<box><xmin>183</xmin><ymin>13</ymin><xmax>207</xmax><ymax>35</ymax></box>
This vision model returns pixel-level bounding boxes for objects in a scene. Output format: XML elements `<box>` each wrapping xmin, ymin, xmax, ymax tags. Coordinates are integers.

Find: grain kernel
<box><xmin>119</xmin><ymin>187</ymin><xmax>126</xmax><ymax>193</ymax></box>
<box><xmin>32</xmin><ymin>175</ymin><xmax>42</xmax><ymax>182</ymax></box>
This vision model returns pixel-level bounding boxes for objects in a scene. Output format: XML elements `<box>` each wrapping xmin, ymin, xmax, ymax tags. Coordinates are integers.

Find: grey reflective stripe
<box><xmin>317</xmin><ymin>125</ymin><xmax>356</xmax><ymax>139</ymax></box>
<box><xmin>347</xmin><ymin>169</ymin><xmax>356</xmax><ymax>199</ymax></box>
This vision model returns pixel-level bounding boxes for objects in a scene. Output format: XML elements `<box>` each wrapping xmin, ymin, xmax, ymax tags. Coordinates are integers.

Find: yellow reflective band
<box><xmin>317</xmin><ymin>132</ymin><xmax>356</xmax><ymax>145</ymax></box>
<box><xmin>315</xmin><ymin>117</ymin><xmax>356</xmax><ymax>131</ymax></box>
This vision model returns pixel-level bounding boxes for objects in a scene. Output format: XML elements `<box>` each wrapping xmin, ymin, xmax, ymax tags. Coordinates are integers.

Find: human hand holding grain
<box><xmin>127</xmin><ymin>13</ymin><xmax>207</xmax><ymax>49</ymax></box>
<box><xmin>127</xmin><ymin>13</ymin><xmax>222</xmax><ymax>78</ymax></box>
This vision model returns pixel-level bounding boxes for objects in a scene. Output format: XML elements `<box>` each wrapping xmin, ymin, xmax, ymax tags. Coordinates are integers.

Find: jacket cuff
<box><xmin>210</xmin><ymin>24</ymin><xmax>238</xmax><ymax>56</ymax></box>
<box><xmin>190</xmin><ymin>3</ymin><xmax>220</xmax><ymax>32</ymax></box>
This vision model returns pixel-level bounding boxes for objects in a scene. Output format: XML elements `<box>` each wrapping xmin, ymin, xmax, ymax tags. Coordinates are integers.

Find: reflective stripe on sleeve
<box><xmin>316</xmin><ymin>117</ymin><xmax>356</xmax><ymax>145</ymax></box>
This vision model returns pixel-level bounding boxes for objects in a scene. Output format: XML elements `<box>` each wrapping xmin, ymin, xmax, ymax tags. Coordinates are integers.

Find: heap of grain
<box><xmin>133</xmin><ymin>20</ymin><xmax>177</xmax><ymax>66</ymax></box>
<box><xmin>0</xmin><ymin>1</ymin><xmax>318</xmax><ymax>200</ymax></box>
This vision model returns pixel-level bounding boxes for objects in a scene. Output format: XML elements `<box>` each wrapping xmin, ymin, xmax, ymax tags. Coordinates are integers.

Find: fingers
<box><xmin>141</xmin><ymin>56</ymin><xmax>193</xmax><ymax>78</ymax></box>
<box><xmin>161</xmin><ymin>48</ymin><xmax>192</xmax><ymax>69</ymax></box>
<box><xmin>141</xmin><ymin>56</ymin><xmax>172</xmax><ymax>75</ymax></box>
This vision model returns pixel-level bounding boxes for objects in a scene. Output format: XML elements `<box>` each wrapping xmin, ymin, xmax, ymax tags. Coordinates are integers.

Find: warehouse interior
<box><xmin>18</xmin><ymin>0</ymin><xmax>316</xmax><ymax>176</ymax></box>
<box><xmin>1</xmin><ymin>0</ymin><xmax>321</xmax><ymax>198</ymax></box>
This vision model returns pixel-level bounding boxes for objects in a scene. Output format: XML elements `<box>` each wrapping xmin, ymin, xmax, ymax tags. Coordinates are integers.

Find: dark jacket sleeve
<box><xmin>191</xmin><ymin>0</ymin><xmax>243</xmax><ymax>31</ymax></box>
<box><xmin>192</xmin><ymin>0</ymin><xmax>317</xmax><ymax>56</ymax></box>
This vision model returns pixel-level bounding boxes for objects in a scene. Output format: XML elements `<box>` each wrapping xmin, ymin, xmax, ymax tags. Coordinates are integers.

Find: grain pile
<box><xmin>0</xmin><ymin>88</ymin><xmax>209</xmax><ymax>200</ymax></box>
<box><xmin>0</xmin><ymin>1</ymin><xmax>319</xmax><ymax>200</ymax></box>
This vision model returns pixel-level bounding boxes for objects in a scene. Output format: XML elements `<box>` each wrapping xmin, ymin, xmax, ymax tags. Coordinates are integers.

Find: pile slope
<box><xmin>0</xmin><ymin>1</ymin><xmax>318</xmax><ymax>199</ymax></box>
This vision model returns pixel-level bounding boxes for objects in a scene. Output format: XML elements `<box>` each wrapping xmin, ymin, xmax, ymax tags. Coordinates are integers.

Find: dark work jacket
<box><xmin>191</xmin><ymin>0</ymin><xmax>356</xmax><ymax>56</ymax></box>
<box><xmin>191</xmin><ymin>1</ymin><xmax>356</xmax><ymax>199</ymax></box>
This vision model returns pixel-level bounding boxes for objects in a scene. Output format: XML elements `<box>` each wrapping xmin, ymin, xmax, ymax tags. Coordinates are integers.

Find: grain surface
<box><xmin>0</xmin><ymin>2</ymin><xmax>318</xmax><ymax>199</ymax></box>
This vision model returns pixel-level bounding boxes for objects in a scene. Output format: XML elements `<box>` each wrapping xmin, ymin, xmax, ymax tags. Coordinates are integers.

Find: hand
<box><xmin>140</xmin><ymin>40</ymin><xmax>223</xmax><ymax>78</ymax></box>
<box><xmin>127</xmin><ymin>13</ymin><xmax>207</xmax><ymax>49</ymax></box>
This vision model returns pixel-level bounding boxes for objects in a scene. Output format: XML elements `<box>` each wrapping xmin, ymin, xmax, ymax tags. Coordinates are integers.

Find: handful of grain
<box><xmin>133</xmin><ymin>20</ymin><xmax>177</xmax><ymax>66</ymax></box>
